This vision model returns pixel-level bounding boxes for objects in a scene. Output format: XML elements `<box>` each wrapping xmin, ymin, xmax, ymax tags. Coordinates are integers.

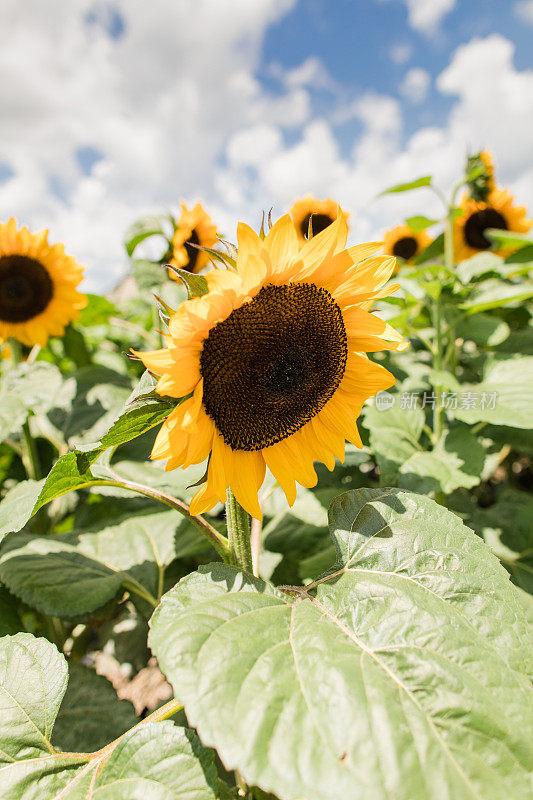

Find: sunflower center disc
<box><xmin>0</xmin><ymin>255</ymin><xmax>54</xmax><ymax>323</ymax></box>
<box><xmin>300</xmin><ymin>213</ymin><xmax>334</xmax><ymax>239</ymax></box>
<box><xmin>183</xmin><ymin>229</ymin><xmax>200</xmax><ymax>272</ymax></box>
<box><xmin>200</xmin><ymin>282</ymin><xmax>348</xmax><ymax>450</ymax></box>
<box><xmin>464</xmin><ymin>208</ymin><xmax>507</xmax><ymax>250</ymax></box>
<box><xmin>392</xmin><ymin>236</ymin><xmax>418</xmax><ymax>261</ymax></box>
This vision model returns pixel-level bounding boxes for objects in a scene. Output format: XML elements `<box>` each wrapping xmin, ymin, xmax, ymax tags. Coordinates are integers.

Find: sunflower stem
<box><xmin>225</xmin><ymin>489</ymin><xmax>253</xmax><ymax>573</ymax></box>
<box><xmin>8</xmin><ymin>338</ymin><xmax>43</xmax><ymax>480</ymax></box>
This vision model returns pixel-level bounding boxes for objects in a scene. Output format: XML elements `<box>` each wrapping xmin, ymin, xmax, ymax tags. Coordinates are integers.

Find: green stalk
<box><xmin>432</xmin><ymin>293</ymin><xmax>444</xmax><ymax>444</ymax></box>
<box><xmin>225</xmin><ymin>488</ymin><xmax>253</xmax><ymax>573</ymax></box>
<box><xmin>8</xmin><ymin>338</ymin><xmax>43</xmax><ymax>480</ymax></box>
<box><xmin>431</xmin><ymin>189</ymin><xmax>458</xmax><ymax>445</ymax></box>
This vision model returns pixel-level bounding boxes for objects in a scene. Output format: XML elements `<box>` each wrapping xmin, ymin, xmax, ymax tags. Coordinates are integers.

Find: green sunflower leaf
<box><xmin>451</xmin><ymin>357</ymin><xmax>533</xmax><ymax>428</ymax></box>
<box><xmin>149</xmin><ymin>488</ymin><xmax>533</xmax><ymax>800</ymax></box>
<box><xmin>379</xmin><ymin>175</ymin><xmax>432</xmax><ymax>194</ymax></box>
<box><xmin>0</xmin><ymin>510</ymin><xmax>194</xmax><ymax>616</ymax></box>
<box><xmin>0</xmin><ymin>632</ymin><xmax>68</xmax><ymax>765</ymax></box>
<box><xmin>405</xmin><ymin>215</ymin><xmax>437</xmax><ymax>231</ymax></box>
<box><xmin>413</xmin><ymin>232</ymin><xmax>444</xmax><ymax>264</ymax></box>
<box><xmin>398</xmin><ymin>427</ymin><xmax>485</xmax><ymax>494</ymax></box>
<box><xmin>124</xmin><ymin>214</ymin><xmax>172</xmax><ymax>258</ymax></box>
<box><xmin>77</xmin><ymin>294</ymin><xmax>117</xmax><ymax>326</ymax></box>
<box><xmin>0</xmin><ymin>633</ymin><xmax>221</xmax><ymax>800</ymax></box>
<box><xmin>455</xmin><ymin>252</ymin><xmax>503</xmax><ymax>284</ymax></box>
<box><xmin>167</xmin><ymin>265</ymin><xmax>209</xmax><ymax>298</ymax></box>
<box><xmin>484</xmin><ymin>229</ymin><xmax>533</xmax><ymax>249</ymax></box>
<box><xmin>458</xmin><ymin>278</ymin><xmax>533</xmax><ymax>313</ymax></box>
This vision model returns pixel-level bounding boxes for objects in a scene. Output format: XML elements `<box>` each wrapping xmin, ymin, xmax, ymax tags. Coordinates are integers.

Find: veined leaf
<box><xmin>0</xmin><ymin>633</ymin><xmax>220</xmax><ymax>800</ymax></box>
<box><xmin>452</xmin><ymin>357</ymin><xmax>533</xmax><ymax>428</ymax></box>
<box><xmin>150</xmin><ymin>488</ymin><xmax>533</xmax><ymax>800</ymax></box>
<box><xmin>0</xmin><ymin>510</ymin><xmax>195</xmax><ymax>616</ymax></box>
<box><xmin>166</xmin><ymin>265</ymin><xmax>208</xmax><ymax>298</ymax></box>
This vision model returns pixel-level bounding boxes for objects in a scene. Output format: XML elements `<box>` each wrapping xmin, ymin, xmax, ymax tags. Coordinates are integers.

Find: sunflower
<box><xmin>290</xmin><ymin>196</ymin><xmax>350</xmax><ymax>245</ymax></box>
<box><xmin>137</xmin><ymin>214</ymin><xmax>406</xmax><ymax>520</ymax></box>
<box><xmin>466</xmin><ymin>150</ymin><xmax>495</xmax><ymax>202</ymax></box>
<box><xmin>0</xmin><ymin>219</ymin><xmax>86</xmax><ymax>347</ymax></box>
<box><xmin>169</xmin><ymin>202</ymin><xmax>217</xmax><ymax>276</ymax></box>
<box><xmin>383</xmin><ymin>224</ymin><xmax>432</xmax><ymax>268</ymax></box>
<box><xmin>454</xmin><ymin>188</ymin><xmax>532</xmax><ymax>263</ymax></box>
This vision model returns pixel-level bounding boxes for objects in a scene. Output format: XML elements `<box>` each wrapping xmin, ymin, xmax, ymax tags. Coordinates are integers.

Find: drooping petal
<box><xmin>229</xmin><ymin>450</ymin><xmax>266</xmax><ymax>520</ymax></box>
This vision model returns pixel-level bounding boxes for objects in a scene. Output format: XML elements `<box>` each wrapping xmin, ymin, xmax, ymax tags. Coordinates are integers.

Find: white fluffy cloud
<box><xmin>399</xmin><ymin>68</ymin><xmax>431</xmax><ymax>103</ymax></box>
<box><xmin>378</xmin><ymin>0</ymin><xmax>455</xmax><ymax>35</ymax></box>
<box><xmin>403</xmin><ymin>0</ymin><xmax>456</xmax><ymax>34</ymax></box>
<box><xmin>0</xmin><ymin>0</ymin><xmax>301</xmax><ymax>289</ymax></box>
<box><xmin>1</xmin><ymin>2</ymin><xmax>532</xmax><ymax>291</ymax></box>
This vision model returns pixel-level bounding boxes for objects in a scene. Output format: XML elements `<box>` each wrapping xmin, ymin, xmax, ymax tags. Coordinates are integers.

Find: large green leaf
<box><xmin>150</xmin><ymin>489</ymin><xmax>533</xmax><ymax>800</ymax></box>
<box><xmin>459</xmin><ymin>279</ymin><xmax>533</xmax><ymax>313</ymax></box>
<box><xmin>0</xmin><ymin>633</ymin><xmax>221</xmax><ymax>800</ymax></box>
<box><xmin>0</xmin><ymin>510</ymin><xmax>194</xmax><ymax>616</ymax></box>
<box><xmin>2</xmin><ymin>362</ymin><xmax>64</xmax><ymax>417</ymax></box>
<box><xmin>50</xmin><ymin>365</ymin><xmax>132</xmax><ymax>447</ymax></box>
<box><xmin>452</xmin><ymin>357</ymin><xmax>533</xmax><ymax>427</ymax></box>
<box><xmin>455</xmin><ymin>252</ymin><xmax>503</xmax><ymax>284</ymax></box>
<box><xmin>363</xmin><ymin>400</ymin><xmax>424</xmax><ymax>485</ymax></box>
<box><xmin>399</xmin><ymin>427</ymin><xmax>485</xmax><ymax>494</ymax></box>
<box><xmin>89</xmin><ymin>722</ymin><xmax>219</xmax><ymax>799</ymax></box>
<box><xmin>0</xmin><ymin>395</ymin><xmax>28</xmax><ymax>440</ymax></box>
<box><xmin>53</xmin><ymin>665</ymin><xmax>137</xmax><ymax>753</ymax></box>
<box><xmin>457</xmin><ymin>312</ymin><xmax>510</xmax><ymax>346</ymax></box>
<box><xmin>0</xmin><ymin>632</ymin><xmax>67</xmax><ymax>765</ymax></box>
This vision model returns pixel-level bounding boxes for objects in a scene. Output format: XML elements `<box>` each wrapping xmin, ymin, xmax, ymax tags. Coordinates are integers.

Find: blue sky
<box><xmin>260</xmin><ymin>0</ymin><xmax>533</xmax><ymax>149</ymax></box>
<box><xmin>1</xmin><ymin>0</ymin><xmax>532</xmax><ymax>290</ymax></box>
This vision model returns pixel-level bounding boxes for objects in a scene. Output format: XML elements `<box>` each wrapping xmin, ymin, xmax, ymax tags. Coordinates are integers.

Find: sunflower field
<box><xmin>0</xmin><ymin>152</ymin><xmax>532</xmax><ymax>800</ymax></box>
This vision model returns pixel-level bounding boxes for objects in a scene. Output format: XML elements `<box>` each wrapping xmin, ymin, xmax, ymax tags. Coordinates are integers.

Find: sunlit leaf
<box><xmin>150</xmin><ymin>489</ymin><xmax>533</xmax><ymax>800</ymax></box>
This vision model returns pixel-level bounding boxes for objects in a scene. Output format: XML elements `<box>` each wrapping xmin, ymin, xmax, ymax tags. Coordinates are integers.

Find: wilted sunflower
<box><xmin>454</xmin><ymin>188</ymin><xmax>532</xmax><ymax>262</ymax></box>
<box><xmin>137</xmin><ymin>214</ymin><xmax>406</xmax><ymax>519</ymax></box>
<box><xmin>169</xmin><ymin>202</ymin><xmax>217</xmax><ymax>276</ymax></box>
<box><xmin>383</xmin><ymin>224</ymin><xmax>432</xmax><ymax>268</ymax></box>
<box><xmin>0</xmin><ymin>219</ymin><xmax>86</xmax><ymax>347</ymax></box>
<box><xmin>466</xmin><ymin>150</ymin><xmax>495</xmax><ymax>202</ymax></box>
<box><xmin>290</xmin><ymin>196</ymin><xmax>350</xmax><ymax>244</ymax></box>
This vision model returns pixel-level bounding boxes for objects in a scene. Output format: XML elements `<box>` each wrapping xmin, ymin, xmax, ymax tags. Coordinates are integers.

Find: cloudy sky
<box><xmin>1</xmin><ymin>0</ymin><xmax>532</xmax><ymax>291</ymax></box>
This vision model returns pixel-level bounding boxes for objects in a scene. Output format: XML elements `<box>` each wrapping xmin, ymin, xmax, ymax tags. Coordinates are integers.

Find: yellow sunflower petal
<box><xmin>228</xmin><ymin>450</ymin><xmax>266</xmax><ymax>520</ymax></box>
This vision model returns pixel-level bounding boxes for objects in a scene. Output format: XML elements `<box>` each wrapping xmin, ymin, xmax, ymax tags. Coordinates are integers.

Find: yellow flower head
<box><xmin>383</xmin><ymin>224</ymin><xmax>432</xmax><ymax>268</ymax></box>
<box><xmin>170</xmin><ymin>202</ymin><xmax>217</xmax><ymax>276</ymax></box>
<box><xmin>137</xmin><ymin>214</ymin><xmax>407</xmax><ymax>520</ymax></box>
<box><xmin>290</xmin><ymin>196</ymin><xmax>350</xmax><ymax>245</ymax></box>
<box><xmin>454</xmin><ymin>187</ymin><xmax>532</xmax><ymax>262</ymax></box>
<box><xmin>466</xmin><ymin>150</ymin><xmax>495</xmax><ymax>202</ymax></box>
<box><xmin>0</xmin><ymin>219</ymin><xmax>87</xmax><ymax>347</ymax></box>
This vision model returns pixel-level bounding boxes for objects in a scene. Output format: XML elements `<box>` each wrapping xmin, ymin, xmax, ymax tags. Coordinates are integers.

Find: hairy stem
<box><xmin>226</xmin><ymin>488</ymin><xmax>253</xmax><ymax>573</ymax></box>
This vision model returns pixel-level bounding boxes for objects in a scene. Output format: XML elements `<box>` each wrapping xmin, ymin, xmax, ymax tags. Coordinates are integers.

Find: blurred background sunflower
<box><xmin>0</xmin><ymin>219</ymin><xmax>86</xmax><ymax>347</ymax></box>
